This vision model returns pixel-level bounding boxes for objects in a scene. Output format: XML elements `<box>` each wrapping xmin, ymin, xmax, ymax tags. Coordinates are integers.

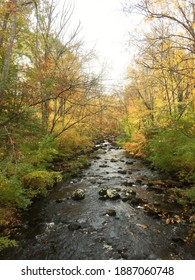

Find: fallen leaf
<box><xmin>136</xmin><ymin>223</ymin><xmax>148</xmax><ymax>229</ymax></box>
<box><xmin>166</xmin><ymin>218</ymin><xmax>170</xmax><ymax>224</ymax></box>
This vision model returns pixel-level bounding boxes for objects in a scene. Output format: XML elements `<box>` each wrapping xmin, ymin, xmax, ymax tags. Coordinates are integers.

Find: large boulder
<box><xmin>71</xmin><ymin>189</ymin><xmax>85</xmax><ymax>200</ymax></box>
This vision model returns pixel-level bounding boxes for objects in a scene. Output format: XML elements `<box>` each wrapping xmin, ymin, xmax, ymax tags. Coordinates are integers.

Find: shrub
<box><xmin>63</xmin><ymin>155</ymin><xmax>90</xmax><ymax>178</ymax></box>
<box><xmin>0</xmin><ymin>174</ymin><xmax>30</xmax><ymax>209</ymax></box>
<box><xmin>177</xmin><ymin>187</ymin><xmax>195</xmax><ymax>212</ymax></box>
<box><xmin>57</xmin><ymin>127</ymin><xmax>93</xmax><ymax>159</ymax></box>
<box><xmin>0</xmin><ymin>237</ymin><xmax>17</xmax><ymax>251</ymax></box>
<box><xmin>0</xmin><ymin>119</ymin><xmax>62</xmax><ymax>251</ymax></box>
<box><xmin>22</xmin><ymin>170</ymin><xmax>62</xmax><ymax>197</ymax></box>
<box><xmin>146</xmin><ymin>119</ymin><xmax>195</xmax><ymax>182</ymax></box>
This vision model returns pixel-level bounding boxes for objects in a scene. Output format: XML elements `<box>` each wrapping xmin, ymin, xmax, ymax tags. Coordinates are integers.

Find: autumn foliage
<box><xmin>122</xmin><ymin>0</ymin><xmax>195</xmax><ymax>183</ymax></box>
<box><xmin>124</xmin><ymin>133</ymin><xmax>146</xmax><ymax>157</ymax></box>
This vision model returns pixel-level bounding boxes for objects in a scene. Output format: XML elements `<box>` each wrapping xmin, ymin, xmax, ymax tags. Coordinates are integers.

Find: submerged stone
<box><xmin>68</xmin><ymin>223</ymin><xmax>81</xmax><ymax>231</ymax></box>
<box><xmin>118</xmin><ymin>170</ymin><xmax>127</xmax><ymax>175</ymax></box>
<box><xmin>110</xmin><ymin>158</ymin><xmax>118</xmax><ymax>162</ymax></box>
<box><xmin>106</xmin><ymin>209</ymin><xmax>116</xmax><ymax>216</ymax></box>
<box><xmin>126</xmin><ymin>161</ymin><xmax>134</xmax><ymax>165</ymax></box>
<box><xmin>99</xmin><ymin>196</ymin><xmax>107</xmax><ymax>201</ymax></box>
<box><xmin>129</xmin><ymin>197</ymin><xmax>148</xmax><ymax>206</ymax></box>
<box><xmin>122</xmin><ymin>181</ymin><xmax>134</xmax><ymax>186</ymax></box>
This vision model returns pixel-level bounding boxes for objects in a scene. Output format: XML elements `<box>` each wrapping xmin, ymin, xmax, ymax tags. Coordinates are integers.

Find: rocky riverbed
<box><xmin>0</xmin><ymin>141</ymin><xmax>194</xmax><ymax>260</ymax></box>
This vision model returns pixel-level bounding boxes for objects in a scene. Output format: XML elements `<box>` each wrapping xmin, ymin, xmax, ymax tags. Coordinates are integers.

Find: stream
<box><xmin>1</xmin><ymin>141</ymin><xmax>194</xmax><ymax>260</ymax></box>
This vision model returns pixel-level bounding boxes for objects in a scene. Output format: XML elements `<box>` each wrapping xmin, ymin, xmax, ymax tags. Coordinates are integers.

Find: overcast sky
<box><xmin>67</xmin><ymin>0</ymin><xmax>140</xmax><ymax>89</ymax></box>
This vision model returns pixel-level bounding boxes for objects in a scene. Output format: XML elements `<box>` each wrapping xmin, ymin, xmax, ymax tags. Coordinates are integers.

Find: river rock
<box><xmin>136</xmin><ymin>179</ymin><xmax>142</xmax><ymax>184</ymax></box>
<box><xmin>144</xmin><ymin>204</ymin><xmax>161</xmax><ymax>218</ymax></box>
<box><xmin>99</xmin><ymin>188</ymin><xmax>107</xmax><ymax>196</ymax></box>
<box><xmin>71</xmin><ymin>189</ymin><xmax>85</xmax><ymax>200</ymax></box>
<box><xmin>126</xmin><ymin>160</ymin><xmax>134</xmax><ymax>165</ymax></box>
<box><xmin>118</xmin><ymin>170</ymin><xmax>127</xmax><ymax>175</ymax></box>
<box><xmin>106</xmin><ymin>209</ymin><xmax>116</xmax><ymax>216</ymax></box>
<box><xmin>45</xmin><ymin>222</ymin><xmax>55</xmax><ymax>232</ymax></box>
<box><xmin>121</xmin><ymin>196</ymin><xmax>129</xmax><ymax>202</ymax></box>
<box><xmin>89</xmin><ymin>178</ymin><xmax>97</xmax><ymax>184</ymax></box>
<box><xmin>121</xmin><ymin>189</ymin><xmax>136</xmax><ymax>202</ymax></box>
<box><xmin>95</xmin><ymin>156</ymin><xmax>101</xmax><ymax>160</ymax></box>
<box><xmin>123</xmin><ymin>189</ymin><xmax>136</xmax><ymax>196</ymax></box>
<box><xmin>129</xmin><ymin>197</ymin><xmax>148</xmax><ymax>206</ymax></box>
<box><xmin>99</xmin><ymin>196</ymin><xmax>107</xmax><ymax>201</ymax></box>
<box><xmin>171</xmin><ymin>236</ymin><xmax>185</xmax><ymax>244</ymax></box>
<box><xmin>99</xmin><ymin>164</ymin><xmax>108</xmax><ymax>168</ymax></box>
<box><xmin>114</xmin><ymin>187</ymin><xmax>121</xmax><ymax>192</ymax></box>
<box><xmin>68</xmin><ymin>223</ymin><xmax>81</xmax><ymax>231</ymax></box>
<box><xmin>110</xmin><ymin>158</ymin><xmax>118</xmax><ymax>162</ymax></box>
<box><xmin>106</xmin><ymin>189</ymin><xmax>120</xmax><ymax>200</ymax></box>
<box><xmin>97</xmin><ymin>180</ymin><xmax>104</xmax><ymax>184</ymax></box>
<box><xmin>122</xmin><ymin>181</ymin><xmax>134</xmax><ymax>186</ymax></box>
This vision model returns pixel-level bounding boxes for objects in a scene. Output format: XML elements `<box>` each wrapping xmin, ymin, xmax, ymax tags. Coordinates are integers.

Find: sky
<box><xmin>65</xmin><ymin>0</ymin><xmax>141</xmax><ymax>90</ymax></box>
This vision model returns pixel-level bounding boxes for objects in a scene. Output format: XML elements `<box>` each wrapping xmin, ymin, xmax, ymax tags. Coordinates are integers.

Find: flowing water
<box><xmin>0</xmin><ymin>141</ymin><xmax>194</xmax><ymax>260</ymax></box>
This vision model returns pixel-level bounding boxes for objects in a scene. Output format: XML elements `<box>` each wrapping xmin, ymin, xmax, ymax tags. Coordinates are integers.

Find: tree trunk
<box><xmin>1</xmin><ymin>0</ymin><xmax>17</xmax><ymax>82</ymax></box>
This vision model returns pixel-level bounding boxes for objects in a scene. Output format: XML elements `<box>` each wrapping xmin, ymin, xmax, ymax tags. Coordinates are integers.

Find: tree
<box><xmin>124</xmin><ymin>0</ymin><xmax>195</xmax><ymax>53</ymax></box>
<box><xmin>124</xmin><ymin>0</ymin><xmax>195</xmax><ymax>123</ymax></box>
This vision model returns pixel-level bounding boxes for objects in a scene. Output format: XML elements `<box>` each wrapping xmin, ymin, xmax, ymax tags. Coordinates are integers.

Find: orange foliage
<box><xmin>124</xmin><ymin>133</ymin><xmax>146</xmax><ymax>157</ymax></box>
